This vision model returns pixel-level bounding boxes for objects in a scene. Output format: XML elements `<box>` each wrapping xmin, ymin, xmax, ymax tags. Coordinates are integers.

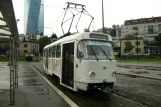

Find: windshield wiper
<box><xmin>99</xmin><ymin>47</ymin><xmax>112</xmax><ymax>61</ymax></box>
<box><xmin>89</xmin><ymin>45</ymin><xmax>99</xmax><ymax>61</ymax></box>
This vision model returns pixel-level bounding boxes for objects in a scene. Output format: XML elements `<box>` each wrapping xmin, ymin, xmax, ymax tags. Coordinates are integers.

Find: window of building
<box><xmin>135</xmin><ymin>41</ymin><xmax>140</xmax><ymax>45</ymax></box>
<box><xmin>56</xmin><ymin>44</ymin><xmax>61</xmax><ymax>58</ymax></box>
<box><xmin>24</xmin><ymin>50</ymin><xmax>28</xmax><ymax>54</ymax></box>
<box><xmin>43</xmin><ymin>50</ymin><xmax>46</xmax><ymax>57</ymax></box>
<box><xmin>150</xmin><ymin>47</ymin><xmax>159</xmax><ymax>54</ymax></box>
<box><xmin>135</xmin><ymin>48</ymin><xmax>140</xmax><ymax>53</ymax></box>
<box><xmin>144</xmin><ymin>48</ymin><xmax>148</xmax><ymax>54</ymax></box>
<box><xmin>49</xmin><ymin>47</ymin><xmax>52</xmax><ymax>57</ymax></box>
<box><xmin>158</xmin><ymin>24</ymin><xmax>161</xmax><ymax>31</ymax></box>
<box><xmin>24</xmin><ymin>44</ymin><xmax>28</xmax><ymax>48</ymax></box>
<box><xmin>52</xmin><ymin>46</ymin><xmax>56</xmax><ymax>57</ymax></box>
<box><xmin>118</xmin><ymin>28</ymin><xmax>121</xmax><ymax>37</ymax></box>
<box><xmin>124</xmin><ymin>42</ymin><xmax>128</xmax><ymax>46</ymax></box>
<box><xmin>133</xmin><ymin>27</ymin><xmax>138</xmax><ymax>30</ymax></box>
<box><xmin>148</xmin><ymin>25</ymin><xmax>154</xmax><ymax>34</ymax></box>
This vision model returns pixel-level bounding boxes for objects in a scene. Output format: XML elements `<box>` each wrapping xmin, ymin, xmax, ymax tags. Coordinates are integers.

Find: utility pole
<box><xmin>102</xmin><ymin>0</ymin><xmax>105</xmax><ymax>33</ymax></box>
<box><xmin>136</xmin><ymin>33</ymin><xmax>139</xmax><ymax>61</ymax></box>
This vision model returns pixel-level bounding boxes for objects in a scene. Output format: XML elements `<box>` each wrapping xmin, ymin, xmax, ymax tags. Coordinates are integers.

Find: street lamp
<box><xmin>133</xmin><ymin>30</ymin><xmax>139</xmax><ymax>61</ymax></box>
<box><xmin>102</xmin><ymin>0</ymin><xmax>105</xmax><ymax>33</ymax></box>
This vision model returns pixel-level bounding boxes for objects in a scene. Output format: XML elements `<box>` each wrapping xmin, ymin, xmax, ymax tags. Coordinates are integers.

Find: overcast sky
<box><xmin>12</xmin><ymin>0</ymin><xmax>161</xmax><ymax>37</ymax></box>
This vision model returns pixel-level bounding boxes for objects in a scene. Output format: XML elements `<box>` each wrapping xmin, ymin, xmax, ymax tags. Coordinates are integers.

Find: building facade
<box><xmin>115</xmin><ymin>16</ymin><xmax>161</xmax><ymax>55</ymax></box>
<box><xmin>18</xmin><ymin>34</ymin><xmax>40</xmax><ymax>56</ymax></box>
<box><xmin>19</xmin><ymin>41</ymin><xmax>39</xmax><ymax>56</ymax></box>
<box><xmin>24</xmin><ymin>0</ymin><xmax>44</xmax><ymax>35</ymax></box>
<box><xmin>120</xmin><ymin>35</ymin><xmax>144</xmax><ymax>55</ymax></box>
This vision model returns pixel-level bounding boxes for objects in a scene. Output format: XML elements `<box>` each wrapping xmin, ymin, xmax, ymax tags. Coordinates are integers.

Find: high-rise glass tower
<box><xmin>24</xmin><ymin>0</ymin><xmax>44</xmax><ymax>35</ymax></box>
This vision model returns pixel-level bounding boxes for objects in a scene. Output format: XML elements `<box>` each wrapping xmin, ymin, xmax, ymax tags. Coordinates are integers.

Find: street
<box><xmin>0</xmin><ymin>62</ymin><xmax>161</xmax><ymax>107</ymax></box>
<box><xmin>114</xmin><ymin>75</ymin><xmax>161</xmax><ymax>107</ymax></box>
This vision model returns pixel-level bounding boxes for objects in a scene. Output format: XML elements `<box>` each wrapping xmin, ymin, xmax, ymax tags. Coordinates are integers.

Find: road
<box><xmin>113</xmin><ymin>74</ymin><xmax>161</xmax><ymax>107</ymax></box>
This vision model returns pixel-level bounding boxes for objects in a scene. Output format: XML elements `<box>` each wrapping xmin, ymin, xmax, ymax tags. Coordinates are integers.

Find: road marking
<box><xmin>31</xmin><ymin>65</ymin><xmax>79</xmax><ymax>107</ymax></box>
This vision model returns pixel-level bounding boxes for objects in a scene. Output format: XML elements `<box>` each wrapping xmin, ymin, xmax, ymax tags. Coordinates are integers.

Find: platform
<box><xmin>0</xmin><ymin>62</ymin><xmax>71</xmax><ymax>107</ymax></box>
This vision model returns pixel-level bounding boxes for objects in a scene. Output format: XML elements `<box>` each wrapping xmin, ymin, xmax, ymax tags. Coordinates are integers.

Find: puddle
<box><xmin>135</xmin><ymin>67</ymin><xmax>141</xmax><ymax>69</ymax></box>
<box><xmin>23</xmin><ymin>79</ymin><xmax>43</xmax><ymax>86</ymax></box>
<box><xmin>23</xmin><ymin>79</ymin><xmax>41</xmax><ymax>83</ymax></box>
<box><xmin>125</xmin><ymin>75</ymin><xmax>137</xmax><ymax>78</ymax></box>
<box><xmin>157</xmin><ymin>74</ymin><xmax>161</xmax><ymax>76</ymax></box>
<box><xmin>130</xmin><ymin>71</ymin><xmax>149</xmax><ymax>74</ymax></box>
<box><xmin>25</xmin><ymin>83</ymin><xmax>43</xmax><ymax>86</ymax></box>
<box><xmin>37</xmin><ymin>89</ymin><xmax>51</xmax><ymax>95</ymax></box>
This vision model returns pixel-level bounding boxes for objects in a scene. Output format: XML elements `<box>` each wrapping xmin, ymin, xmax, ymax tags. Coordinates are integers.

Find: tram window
<box><xmin>49</xmin><ymin>47</ymin><xmax>52</xmax><ymax>57</ymax></box>
<box><xmin>77</xmin><ymin>41</ymin><xmax>86</xmax><ymax>59</ymax></box>
<box><xmin>43</xmin><ymin>50</ymin><xmax>45</xmax><ymax>57</ymax></box>
<box><xmin>56</xmin><ymin>44</ymin><xmax>61</xmax><ymax>58</ymax></box>
<box><xmin>52</xmin><ymin>46</ymin><xmax>56</xmax><ymax>57</ymax></box>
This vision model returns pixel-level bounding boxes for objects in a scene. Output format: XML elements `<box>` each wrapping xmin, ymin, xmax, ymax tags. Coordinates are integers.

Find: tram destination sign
<box><xmin>89</xmin><ymin>34</ymin><xmax>109</xmax><ymax>40</ymax></box>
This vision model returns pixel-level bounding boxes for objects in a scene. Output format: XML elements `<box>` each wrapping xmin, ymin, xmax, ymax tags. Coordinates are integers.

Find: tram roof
<box><xmin>44</xmin><ymin>32</ymin><xmax>112</xmax><ymax>49</ymax></box>
<box><xmin>0</xmin><ymin>0</ymin><xmax>19</xmax><ymax>44</ymax></box>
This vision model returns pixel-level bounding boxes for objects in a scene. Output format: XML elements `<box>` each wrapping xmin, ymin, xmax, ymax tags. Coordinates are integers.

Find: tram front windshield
<box><xmin>78</xmin><ymin>40</ymin><xmax>115</xmax><ymax>60</ymax></box>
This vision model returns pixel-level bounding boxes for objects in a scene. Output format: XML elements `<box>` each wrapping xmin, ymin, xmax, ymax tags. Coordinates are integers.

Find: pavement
<box><xmin>0</xmin><ymin>62</ymin><xmax>71</xmax><ymax>107</ymax></box>
<box><xmin>116</xmin><ymin>62</ymin><xmax>161</xmax><ymax>80</ymax></box>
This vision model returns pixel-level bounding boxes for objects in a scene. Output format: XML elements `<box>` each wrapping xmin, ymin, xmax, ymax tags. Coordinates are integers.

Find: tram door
<box><xmin>45</xmin><ymin>49</ymin><xmax>49</xmax><ymax>72</ymax></box>
<box><xmin>62</xmin><ymin>42</ymin><xmax>74</xmax><ymax>88</ymax></box>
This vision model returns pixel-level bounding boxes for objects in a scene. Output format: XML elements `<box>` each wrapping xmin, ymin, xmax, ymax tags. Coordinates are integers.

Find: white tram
<box><xmin>43</xmin><ymin>32</ymin><xmax>116</xmax><ymax>92</ymax></box>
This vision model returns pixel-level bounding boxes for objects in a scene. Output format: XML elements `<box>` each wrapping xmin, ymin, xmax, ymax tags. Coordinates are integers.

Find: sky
<box><xmin>12</xmin><ymin>0</ymin><xmax>161</xmax><ymax>37</ymax></box>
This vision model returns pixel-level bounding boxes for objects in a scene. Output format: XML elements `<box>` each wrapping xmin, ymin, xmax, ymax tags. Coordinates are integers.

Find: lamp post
<box><xmin>133</xmin><ymin>31</ymin><xmax>139</xmax><ymax>61</ymax></box>
<box><xmin>136</xmin><ymin>33</ymin><xmax>139</xmax><ymax>61</ymax></box>
<box><xmin>133</xmin><ymin>28</ymin><xmax>139</xmax><ymax>61</ymax></box>
<box><xmin>102</xmin><ymin>0</ymin><xmax>105</xmax><ymax>33</ymax></box>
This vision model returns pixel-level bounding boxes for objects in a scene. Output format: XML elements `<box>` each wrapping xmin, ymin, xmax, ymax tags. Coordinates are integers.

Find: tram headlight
<box><xmin>112</xmin><ymin>71</ymin><xmax>116</xmax><ymax>76</ymax></box>
<box><xmin>89</xmin><ymin>71</ymin><xmax>95</xmax><ymax>77</ymax></box>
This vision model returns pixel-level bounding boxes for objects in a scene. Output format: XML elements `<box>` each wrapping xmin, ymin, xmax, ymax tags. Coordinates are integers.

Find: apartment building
<box><xmin>115</xmin><ymin>16</ymin><xmax>161</xmax><ymax>55</ymax></box>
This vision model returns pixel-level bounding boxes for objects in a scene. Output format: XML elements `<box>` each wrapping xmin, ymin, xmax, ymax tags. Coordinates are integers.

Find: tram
<box><xmin>43</xmin><ymin>32</ymin><xmax>116</xmax><ymax>92</ymax></box>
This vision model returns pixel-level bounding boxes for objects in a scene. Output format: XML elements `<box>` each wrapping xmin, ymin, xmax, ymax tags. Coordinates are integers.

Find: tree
<box><xmin>51</xmin><ymin>33</ymin><xmax>57</xmax><ymax>38</ymax></box>
<box><xmin>110</xmin><ymin>29</ymin><xmax>116</xmax><ymax>37</ymax></box>
<box><xmin>154</xmin><ymin>33</ymin><xmax>161</xmax><ymax>55</ymax></box>
<box><xmin>38</xmin><ymin>36</ymin><xmax>51</xmax><ymax>55</ymax></box>
<box><xmin>124</xmin><ymin>41</ymin><xmax>134</xmax><ymax>53</ymax></box>
<box><xmin>0</xmin><ymin>44</ymin><xmax>3</xmax><ymax>54</ymax></box>
<box><xmin>97</xmin><ymin>24</ymin><xmax>117</xmax><ymax>37</ymax></box>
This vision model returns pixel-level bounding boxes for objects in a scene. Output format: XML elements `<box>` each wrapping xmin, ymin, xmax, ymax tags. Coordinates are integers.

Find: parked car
<box><xmin>25</xmin><ymin>54</ymin><xmax>34</xmax><ymax>57</ymax></box>
<box><xmin>133</xmin><ymin>53</ymin><xmax>143</xmax><ymax>56</ymax></box>
<box><xmin>121</xmin><ymin>53</ymin><xmax>129</xmax><ymax>56</ymax></box>
<box><xmin>0</xmin><ymin>54</ymin><xmax>6</xmax><ymax>58</ymax></box>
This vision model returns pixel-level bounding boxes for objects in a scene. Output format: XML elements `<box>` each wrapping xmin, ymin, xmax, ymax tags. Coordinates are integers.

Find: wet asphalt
<box><xmin>1</xmin><ymin>62</ymin><xmax>160</xmax><ymax>107</ymax></box>
<box><xmin>0</xmin><ymin>63</ymin><xmax>70</xmax><ymax>107</ymax></box>
<box><xmin>114</xmin><ymin>75</ymin><xmax>161</xmax><ymax>107</ymax></box>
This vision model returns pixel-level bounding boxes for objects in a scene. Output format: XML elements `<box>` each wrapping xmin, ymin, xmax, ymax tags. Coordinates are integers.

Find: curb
<box><xmin>116</xmin><ymin>72</ymin><xmax>161</xmax><ymax>81</ymax></box>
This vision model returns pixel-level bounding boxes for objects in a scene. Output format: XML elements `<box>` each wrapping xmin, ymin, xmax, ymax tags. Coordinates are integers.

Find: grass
<box><xmin>0</xmin><ymin>56</ymin><xmax>39</xmax><ymax>62</ymax></box>
<box><xmin>117</xmin><ymin>57</ymin><xmax>161</xmax><ymax>63</ymax></box>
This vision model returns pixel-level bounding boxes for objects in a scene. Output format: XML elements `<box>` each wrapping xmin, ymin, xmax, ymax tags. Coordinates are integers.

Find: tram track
<box><xmin>79</xmin><ymin>91</ymin><xmax>147</xmax><ymax>107</ymax></box>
